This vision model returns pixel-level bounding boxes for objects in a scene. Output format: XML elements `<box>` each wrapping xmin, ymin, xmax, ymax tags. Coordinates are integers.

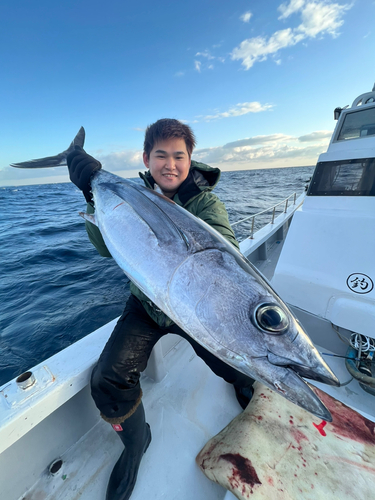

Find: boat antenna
<box><xmin>373</xmin><ymin>82</ymin><xmax>375</xmax><ymax>92</ymax></box>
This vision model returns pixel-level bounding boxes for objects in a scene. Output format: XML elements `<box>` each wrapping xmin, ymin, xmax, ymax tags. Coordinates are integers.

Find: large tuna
<box><xmin>11</xmin><ymin>127</ymin><xmax>339</xmax><ymax>421</ymax></box>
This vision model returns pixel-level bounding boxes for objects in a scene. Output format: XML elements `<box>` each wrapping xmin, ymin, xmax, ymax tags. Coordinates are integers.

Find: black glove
<box><xmin>67</xmin><ymin>145</ymin><xmax>102</xmax><ymax>203</ymax></box>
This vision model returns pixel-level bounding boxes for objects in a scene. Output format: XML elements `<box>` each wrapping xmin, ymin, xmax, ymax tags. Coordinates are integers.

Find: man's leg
<box><xmin>104</xmin><ymin>403</ymin><xmax>151</xmax><ymax>500</ymax></box>
<box><xmin>90</xmin><ymin>295</ymin><xmax>162</xmax><ymax>500</ymax></box>
<box><xmin>91</xmin><ymin>295</ymin><xmax>162</xmax><ymax>422</ymax></box>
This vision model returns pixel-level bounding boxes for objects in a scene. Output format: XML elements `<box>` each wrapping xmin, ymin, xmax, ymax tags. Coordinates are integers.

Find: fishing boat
<box><xmin>1</xmin><ymin>85</ymin><xmax>375</xmax><ymax>500</ymax></box>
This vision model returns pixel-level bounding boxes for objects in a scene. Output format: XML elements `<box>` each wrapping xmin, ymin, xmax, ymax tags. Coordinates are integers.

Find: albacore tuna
<box><xmin>11</xmin><ymin>127</ymin><xmax>339</xmax><ymax>421</ymax></box>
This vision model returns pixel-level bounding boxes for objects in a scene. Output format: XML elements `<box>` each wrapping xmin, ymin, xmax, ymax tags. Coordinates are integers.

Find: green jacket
<box><xmin>85</xmin><ymin>160</ymin><xmax>239</xmax><ymax>327</ymax></box>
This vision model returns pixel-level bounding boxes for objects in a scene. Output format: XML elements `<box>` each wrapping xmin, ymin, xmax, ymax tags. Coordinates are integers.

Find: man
<box><xmin>67</xmin><ymin>119</ymin><xmax>254</xmax><ymax>500</ymax></box>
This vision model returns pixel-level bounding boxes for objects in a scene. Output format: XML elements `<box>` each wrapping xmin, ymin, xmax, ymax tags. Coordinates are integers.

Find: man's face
<box><xmin>143</xmin><ymin>138</ymin><xmax>191</xmax><ymax>198</ymax></box>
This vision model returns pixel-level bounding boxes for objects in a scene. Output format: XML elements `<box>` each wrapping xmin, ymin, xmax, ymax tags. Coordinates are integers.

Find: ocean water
<box><xmin>0</xmin><ymin>166</ymin><xmax>314</xmax><ymax>386</ymax></box>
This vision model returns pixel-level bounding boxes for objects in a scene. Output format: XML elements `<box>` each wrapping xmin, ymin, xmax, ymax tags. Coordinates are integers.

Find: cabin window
<box><xmin>336</xmin><ymin>107</ymin><xmax>375</xmax><ymax>140</ymax></box>
<box><xmin>307</xmin><ymin>158</ymin><xmax>375</xmax><ymax>196</ymax></box>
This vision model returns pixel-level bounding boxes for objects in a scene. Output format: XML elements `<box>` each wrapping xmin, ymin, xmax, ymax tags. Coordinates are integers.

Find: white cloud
<box><xmin>196</xmin><ymin>101</ymin><xmax>274</xmax><ymax>122</ymax></box>
<box><xmin>194</xmin><ymin>143</ymin><xmax>325</xmax><ymax>165</ymax></box>
<box><xmin>278</xmin><ymin>0</ymin><xmax>306</xmax><ymax>19</ymax></box>
<box><xmin>232</xmin><ymin>1</ymin><xmax>351</xmax><ymax>69</ymax></box>
<box><xmin>193</xmin><ymin>130</ymin><xmax>331</xmax><ymax>166</ymax></box>
<box><xmin>232</xmin><ymin>29</ymin><xmax>303</xmax><ymax>69</ymax></box>
<box><xmin>196</xmin><ymin>50</ymin><xmax>215</xmax><ymax>60</ymax></box>
<box><xmin>174</xmin><ymin>71</ymin><xmax>185</xmax><ymax>77</ymax></box>
<box><xmin>194</xmin><ymin>47</ymin><xmax>226</xmax><ymax>72</ymax></box>
<box><xmin>297</xmin><ymin>1</ymin><xmax>349</xmax><ymax>38</ymax></box>
<box><xmin>298</xmin><ymin>130</ymin><xmax>333</xmax><ymax>141</ymax></box>
<box><xmin>0</xmin><ymin>165</ymin><xmax>70</xmax><ymax>186</ymax></box>
<box><xmin>223</xmin><ymin>134</ymin><xmax>294</xmax><ymax>148</ymax></box>
<box><xmin>240</xmin><ymin>11</ymin><xmax>252</xmax><ymax>23</ymax></box>
<box><xmin>194</xmin><ymin>50</ymin><xmax>219</xmax><ymax>72</ymax></box>
<box><xmin>97</xmin><ymin>150</ymin><xmax>144</xmax><ymax>171</ymax></box>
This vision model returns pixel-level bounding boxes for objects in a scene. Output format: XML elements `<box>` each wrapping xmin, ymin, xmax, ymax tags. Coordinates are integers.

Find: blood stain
<box><xmin>291</xmin><ymin>428</ymin><xmax>309</xmax><ymax>445</ymax></box>
<box><xmin>313</xmin><ymin>387</ymin><xmax>375</xmax><ymax>446</ymax></box>
<box><xmin>220</xmin><ymin>453</ymin><xmax>262</xmax><ymax>490</ymax></box>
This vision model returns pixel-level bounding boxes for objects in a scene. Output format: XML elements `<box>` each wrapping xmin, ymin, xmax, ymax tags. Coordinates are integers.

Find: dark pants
<box><xmin>91</xmin><ymin>295</ymin><xmax>254</xmax><ymax>423</ymax></box>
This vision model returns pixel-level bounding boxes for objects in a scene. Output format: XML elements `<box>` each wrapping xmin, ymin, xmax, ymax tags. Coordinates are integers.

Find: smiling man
<box><xmin>67</xmin><ymin>118</ymin><xmax>255</xmax><ymax>500</ymax></box>
<box><xmin>143</xmin><ymin>136</ymin><xmax>190</xmax><ymax>198</ymax></box>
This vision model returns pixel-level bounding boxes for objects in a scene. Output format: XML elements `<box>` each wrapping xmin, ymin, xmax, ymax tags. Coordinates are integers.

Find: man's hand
<box><xmin>67</xmin><ymin>145</ymin><xmax>102</xmax><ymax>203</ymax></box>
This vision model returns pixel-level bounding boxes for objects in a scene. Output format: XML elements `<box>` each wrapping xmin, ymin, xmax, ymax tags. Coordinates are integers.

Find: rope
<box><xmin>331</xmin><ymin>323</ymin><xmax>375</xmax><ymax>354</ymax></box>
<box><xmin>350</xmin><ymin>333</ymin><xmax>375</xmax><ymax>353</ymax></box>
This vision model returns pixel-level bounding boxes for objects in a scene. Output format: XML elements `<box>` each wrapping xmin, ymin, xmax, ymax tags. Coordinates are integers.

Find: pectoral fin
<box><xmin>79</xmin><ymin>212</ymin><xmax>97</xmax><ymax>226</ymax></box>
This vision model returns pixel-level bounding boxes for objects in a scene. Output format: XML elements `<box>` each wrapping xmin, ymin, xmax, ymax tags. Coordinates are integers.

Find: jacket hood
<box><xmin>139</xmin><ymin>160</ymin><xmax>221</xmax><ymax>206</ymax></box>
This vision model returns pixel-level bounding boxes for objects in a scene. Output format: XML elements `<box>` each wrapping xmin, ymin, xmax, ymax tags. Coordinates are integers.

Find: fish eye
<box><xmin>254</xmin><ymin>303</ymin><xmax>289</xmax><ymax>334</ymax></box>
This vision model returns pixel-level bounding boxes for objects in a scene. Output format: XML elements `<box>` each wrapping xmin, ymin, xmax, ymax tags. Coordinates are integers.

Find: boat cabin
<box><xmin>272</xmin><ymin>87</ymin><xmax>375</xmax><ymax>349</ymax></box>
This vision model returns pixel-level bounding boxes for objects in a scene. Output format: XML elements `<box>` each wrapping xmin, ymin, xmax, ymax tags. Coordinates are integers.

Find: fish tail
<box><xmin>10</xmin><ymin>127</ymin><xmax>85</xmax><ymax>169</ymax></box>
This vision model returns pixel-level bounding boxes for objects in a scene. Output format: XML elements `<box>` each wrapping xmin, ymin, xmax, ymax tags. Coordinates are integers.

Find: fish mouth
<box><xmin>287</xmin><ymin>362</ymin><xmax>340</xmax><ymax>386</ymax></box>
<box><xmin>280</xmin><ymin>368</ymin><xmax>333</xmax><ymax>422</ymax></box>
<box><xmin>267</xmin><ymin>351</ymin><xmax>340</xmax><ymax>387</ymax></box>
<box><xmin>247</xmin><ymin>356</ymin><xmax>334</xmax><ymax>421</ymax></box>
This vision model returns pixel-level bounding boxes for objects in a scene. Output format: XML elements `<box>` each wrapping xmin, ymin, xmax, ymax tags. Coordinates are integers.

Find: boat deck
<box><xmin>18</xmin><ymin>225</ymin><xmax>375</xmax><ymax>500</ymax></box>
<box><xmin>21</xmin><ymin>335</ymin><xmax>242</xmax><ymax>500</ymax></box>
<box><xmin>20</xmin><ymin>333</ymin><xmax>375</xmax><ymax>500</ymax></box>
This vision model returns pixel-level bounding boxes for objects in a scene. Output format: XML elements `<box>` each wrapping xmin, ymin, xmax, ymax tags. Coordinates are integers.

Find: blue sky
<box><xmin>1</xmin><ymin>0</ymin><xmax>374</xmax><ymax>186</ymax></box>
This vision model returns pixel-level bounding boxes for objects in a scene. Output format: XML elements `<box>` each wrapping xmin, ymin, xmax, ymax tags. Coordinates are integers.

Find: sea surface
<box><xmin>0</xmin><ymin>166</ymin><xmax>314</xmax><ymax>386</ymax></box>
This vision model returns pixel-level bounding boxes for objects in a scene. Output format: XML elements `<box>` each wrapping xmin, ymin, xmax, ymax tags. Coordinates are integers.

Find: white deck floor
<box><xmin>21</xmin><ymin>333</ymin><xmax>375</xmax><ymax>500</ymax></box>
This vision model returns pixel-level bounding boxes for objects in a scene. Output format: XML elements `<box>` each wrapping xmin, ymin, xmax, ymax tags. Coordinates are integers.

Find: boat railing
<box><xmin>232</xmin><ymin>192</ymin><xmax>298</xmax><ymax>239</ymax></box>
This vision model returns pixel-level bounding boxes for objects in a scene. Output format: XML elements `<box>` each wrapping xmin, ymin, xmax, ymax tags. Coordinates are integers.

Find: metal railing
<box><xmin>232</xmin><ymin>192</ymin><xmax>298</xmax><ymax>239</ymax></box>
